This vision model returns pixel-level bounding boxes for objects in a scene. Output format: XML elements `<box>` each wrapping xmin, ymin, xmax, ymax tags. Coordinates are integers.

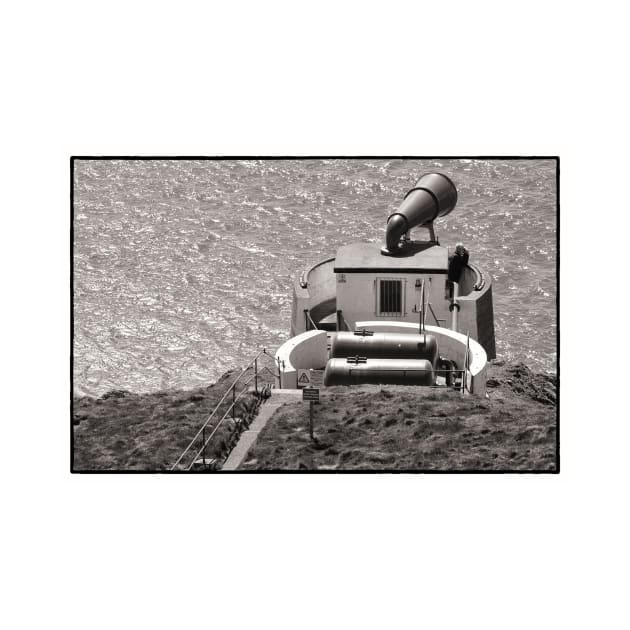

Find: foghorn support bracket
<box><xmin>380</xmin><ymin>221</ymin><xmax>439</xmax><ymax>255</ymax></box>
<box><xmin>414</xmin><ymin>221</ymin><xmax>438</xmax><ymax>244</ymax></box>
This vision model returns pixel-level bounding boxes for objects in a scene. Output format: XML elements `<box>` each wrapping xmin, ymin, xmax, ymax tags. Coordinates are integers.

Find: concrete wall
<box><xmin>457</xmin><ymin>264</ymin><xmax>477</xmax><ymax>295</ymax></box>
<box><xmin>355</xmin><ymin>321</ymin><xmax>488</xmax><ymax>395</ymax></box>
<box><xmin>475</xmin><ymin>284</ymin><xmax>496</xmax><ymax>359</ymax></box>
<box><xmin>337</xmin><ymin>272</ymin><xmax>452</xmax><ymax>331</ymax></box>
<box><xmin>275</xmin><ymin>330</ymin><xmax>328</xmax><ymax>389</ymax></box>
<box><xmin>290</xmin><ymin>259</ymin><xmax>336</xmax><ymax>336</ymax></box>
<box><xmin>289</xmin><ymin>258</ymin><xmax>496</xmax><ymax>361</ymax></box>
<box><xmin>457</xmin><ymin>277</ymin><xmax>496</xmax><ymax>359</ymax></box>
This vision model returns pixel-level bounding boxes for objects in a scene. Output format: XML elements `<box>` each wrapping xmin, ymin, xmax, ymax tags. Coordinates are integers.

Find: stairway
<box><xmin>221</xmin><ymin>389</ymin><xmax>302</xmax><ymax>470</ymax></box>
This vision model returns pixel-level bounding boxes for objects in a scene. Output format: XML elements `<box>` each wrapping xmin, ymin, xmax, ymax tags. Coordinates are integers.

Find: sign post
<box><xmin>302</xmin><ymin>387</ymin><xmax>319</xmax><ymax>440</ymax></box>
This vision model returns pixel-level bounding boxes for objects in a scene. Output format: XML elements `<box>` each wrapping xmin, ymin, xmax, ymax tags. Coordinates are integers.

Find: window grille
<box><xmin>377</xmin><ymin>279</ymin><xmax>404</xmax><ymax>316</ymax></box>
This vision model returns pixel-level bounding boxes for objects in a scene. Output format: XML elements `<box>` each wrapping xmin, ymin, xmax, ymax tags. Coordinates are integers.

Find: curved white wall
<box><xmin>275</xmin><ymin>330</ymin><xmax>328</xmax><ymax>389</ymax></box>
<box><xmin>291</xmin><ymin>259</ymin><xmax>337</xmax><ymax>336</ymax></box>
<box><xmin>276</xmin><ymin>323</ymin><xmax>487</xmax><ymax>394</ymax></box>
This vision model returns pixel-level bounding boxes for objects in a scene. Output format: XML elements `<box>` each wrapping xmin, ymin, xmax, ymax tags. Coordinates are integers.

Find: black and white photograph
<box><xmin>72</xmin><ymin>158</ymin><xmax>558</xmax><ymax>472</ymax></box>
<box><xmin>6</xmin><ymin>3</ymin><xmax>629</xmax><ymax>629</ymax></box>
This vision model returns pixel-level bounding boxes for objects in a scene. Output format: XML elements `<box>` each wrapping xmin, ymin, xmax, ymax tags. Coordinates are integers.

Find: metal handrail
<box><xmin>299</xmin><ymin>257</ymin><xmax>336</xmax><ymax>289</ymax></box>
<box><xmin>427</xmin><ymin>302</ymin><xmax>444</xmax><ymax>327</ymax></box>
<box><xmin>305</xmin><ymin>309</ymin><xmax>317</xmax><ymax>331</ymax></box>
<box><xmin>184</xmin><ymin>372</ymin><xmax>259</xmax><ymax>470</ymax></box>
<box><xmin>170</xmin><ymin>348</ymin><xmax>277</xmax><ymax>470</ymax></box>
<box><xmin>432</xmin><ymin>368</ymin><xmax>467</xmax><ymax>392</ymax></box>
<box><xmin>337</xmin><ymin>310</ymin><xmax>351</xmax><ymax>332</ymax></box>
<box><xmin>468</xmin><ymin>262</ymin><xmax>485</xmax><ymax>291</ymax></box>
<box><xmin>465</xmin><ymin>333</ymin><xmax>471</xmax><ymax>392</ymax></box>
<box><xmin>275</xmin><ymin>355</ymin><xmax>286</xmax><ymax>389</ymax></box>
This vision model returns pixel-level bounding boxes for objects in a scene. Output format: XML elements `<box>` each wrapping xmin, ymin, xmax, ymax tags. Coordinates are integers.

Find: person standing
<box><xmin>447</xmin><ymin>243</ymin><xmax>469</xmax><ymax>333</ymax></box>
<box><xmin>448</xmin><ymin>242</ymin><xmax>469</xmax><ymax>284</ymax></box>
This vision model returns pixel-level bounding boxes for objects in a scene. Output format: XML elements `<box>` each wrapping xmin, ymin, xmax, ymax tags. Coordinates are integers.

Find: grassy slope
<box><xmin>72</xmin><ymin>361</ymin><xmax>556</xmax><ymax>472</ymax></box>
<box><xmin>72</xmin><ymin>368</ymin><xmax>271</xmax><ymax>471</ymax></box>
<box><xmin>241</xmin><ymin>362</ymin><xmax>557</xmax><ymax>471</ymax></box>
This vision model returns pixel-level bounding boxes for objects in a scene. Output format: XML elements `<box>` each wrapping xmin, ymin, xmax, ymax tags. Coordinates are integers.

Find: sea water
<box><xmin>73</xmin><ymin>158</ymin><xmax>557</xmax><ymax>396</ymax></box>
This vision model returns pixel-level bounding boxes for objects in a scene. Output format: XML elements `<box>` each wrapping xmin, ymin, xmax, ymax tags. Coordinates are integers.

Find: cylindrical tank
<box><xmin>330</xmin><ymin>331</ymin><xmax>438</xmax><ymax>366</ymax></box>
<box><xmin>324</xmin><ymin>358</ymin><xmax>434</xmax><ymax>386</ymax></box>
<box><xmin>385</xmin><ymin>173</ymin><xmax>458</xmax><ymax>254</ymax></box>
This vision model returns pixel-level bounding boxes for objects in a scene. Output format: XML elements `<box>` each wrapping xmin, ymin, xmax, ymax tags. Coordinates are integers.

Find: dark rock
<box><xmin>367</xmin><ymin>451</ymin><xmax>392</xmax><ymax>463</ymax></box>
<box><xmin>100</xmin><ymin>389</ymin><xmax>129</xmax><ymax>400</ymax></box>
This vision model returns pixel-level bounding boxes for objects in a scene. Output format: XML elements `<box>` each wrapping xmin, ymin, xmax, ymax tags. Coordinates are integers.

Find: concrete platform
<box><xmin>221</xmin><ymin>389</ymin><xmax>302</xmax><ymax>471</ymax></box>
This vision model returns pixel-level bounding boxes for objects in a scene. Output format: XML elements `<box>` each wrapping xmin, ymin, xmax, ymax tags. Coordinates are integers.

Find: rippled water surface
<box><xmin>73</xmin><ymin>159</ymin><xmax>557</xmax><ymax>396</ymax></box>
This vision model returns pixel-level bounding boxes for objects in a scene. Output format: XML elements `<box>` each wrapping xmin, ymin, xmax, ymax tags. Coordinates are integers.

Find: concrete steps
<box><xmin>221</xmin><ymin>389</ymin><xmax>302</xmax><ymax>471</ymax></box>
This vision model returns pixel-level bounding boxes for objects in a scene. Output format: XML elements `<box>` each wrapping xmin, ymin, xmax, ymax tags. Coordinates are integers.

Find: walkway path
<box><xmin>221</xmin><ymin>389</ymin><xmax>303</xmax><ymax>470</ymax></box>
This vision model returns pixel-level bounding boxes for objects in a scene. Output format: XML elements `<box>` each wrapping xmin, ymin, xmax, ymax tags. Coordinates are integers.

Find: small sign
<box><xmin>297</xmin><ymin>369</ymin><xmax>311</xmax><ymax>388</ymax></box>
<box><xmin>302</xmin><ymin>387</ymin><xmax>319</xmax><ymax>402</ymax></box>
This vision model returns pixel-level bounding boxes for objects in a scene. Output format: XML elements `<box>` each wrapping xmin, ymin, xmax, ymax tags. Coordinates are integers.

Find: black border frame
<box><xmin>71</xmin><ymin>156</ymin><xmax>560</xmax><ymax>474</ymax></box>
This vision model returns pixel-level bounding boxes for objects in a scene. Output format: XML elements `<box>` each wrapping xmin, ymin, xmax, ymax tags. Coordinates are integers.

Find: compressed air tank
<box><xmin>330</xmin><ymin>331</ymin><xmax>438</xmax><ymax>366</ymax></box>
<box><xmin>324</xmin><ymin>358</ymin><xmax>435</xmax><ymax>386</ymax></box>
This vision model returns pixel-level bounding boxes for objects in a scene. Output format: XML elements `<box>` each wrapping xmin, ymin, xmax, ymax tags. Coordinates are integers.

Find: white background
<box><xmin>2</xmin><ymin>1</ymin><xmax>628</xmax><ymax>628</ymax></box>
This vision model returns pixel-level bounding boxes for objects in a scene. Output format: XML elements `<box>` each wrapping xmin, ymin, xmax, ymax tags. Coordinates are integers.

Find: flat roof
<box><xmin>334</xmin><ymin>242</ymin><xmax>449</xmax><ymax>274</ymax></box>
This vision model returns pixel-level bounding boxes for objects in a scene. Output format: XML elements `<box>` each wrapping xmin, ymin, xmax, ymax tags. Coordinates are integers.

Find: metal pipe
<box><xmin>384</xmin><ymin>173</ymin><xmax>458</xmax><ymax>255</ymax></box>
<box><xmin>451</xmin><ymin>283</ymin><xmax>460</xmax><ymax>332</ymax></box>
<box><xmin>427</xmin><ymin>302</ymin><xmax>443</xmax><ymax>327</ymax></box>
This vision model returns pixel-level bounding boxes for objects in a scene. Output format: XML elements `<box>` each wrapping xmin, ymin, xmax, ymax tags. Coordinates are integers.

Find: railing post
<box><xmin>277</xmin><ymin>356</ymin><xmax>282</xmax><ymax>389</ymax></box>
<box><xmin>464</xmin><ymin>332</ymin><xmax>470</xmax><ymax>394</ymax></box>
<box><xmin>254</xmin><ymin>357</ymin><xmax>258</xmax><ymax>393</ymax></box>
<box><xmin>202</xmin><ymin>426</ymin><xmax>206</xmax><ymax>467</ymax></box>
<box><xmin>304</xmin><ymin>309</ymin><xmax>309</xmax><ymax>331</ymax></box>
<box><xmin>232</xmin><ymin>384</ymin><xmax>235</xmax><ymax>421</ymax></box>
<box><xmin>421</xmin><ymin>279</ymin><xmax>425</xmax><ymax>335</ymax></box>
<box><xmin>428</xmin><ymin>302</ymin><xmax>443</xmax><ymax>327</ymax></box>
